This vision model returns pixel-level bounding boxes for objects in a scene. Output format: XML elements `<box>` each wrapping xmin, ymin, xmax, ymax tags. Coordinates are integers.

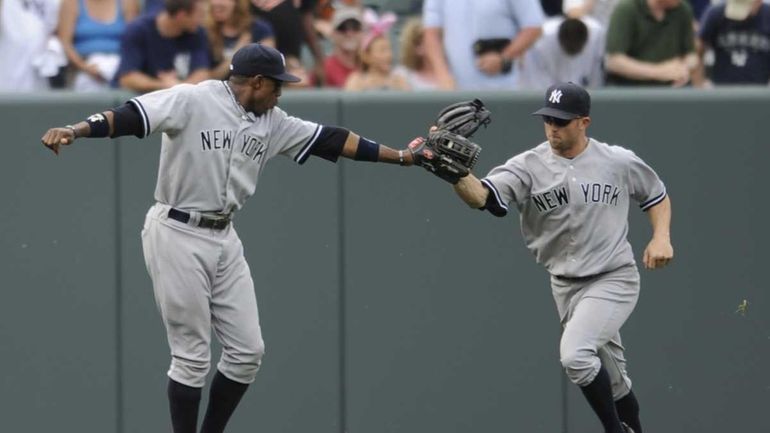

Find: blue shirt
<box><xmin>699</xmin><ymin>4</ymin><xmax>770</xmax><ymax>84</ymax></box>
<box><xmin>423</xmin><ymin>0</ymin><xmax>545</xmax><ymax>90</ymax></box>
<box><xmin>74</xmin><ymin>0</ymin><xmax>126</xmax><ymax>56</ymax></box>
<box><xmin>116</xmin><ymin>14</ymin><xmax>211</xmax><ymax>81</ymax></box>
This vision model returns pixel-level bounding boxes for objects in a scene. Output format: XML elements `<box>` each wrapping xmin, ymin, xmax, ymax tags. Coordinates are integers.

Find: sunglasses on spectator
<box><xmin>337</xmin><ymin>20</ymin><xmax>362</xmax><ymax>33</ymax></box>
<box><xmin>542</xmin><ymin>115</ymin><xmax>577</xmax><ymax>127</ymax></box>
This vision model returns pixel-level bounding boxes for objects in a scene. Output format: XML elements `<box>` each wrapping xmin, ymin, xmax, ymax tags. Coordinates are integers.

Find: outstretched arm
<box><xmin>41</xmin><ymin>111</ymin><xmax>116</xmax><ymax>154</ymax></box>
<box><xmin>339</xmin><ymin>132</ymin><xmax>418</xmax><ymax>165</ymax></box>
<box><xmin>306</xmin><ymin>126</ymin><xmax>419</xmax><ymax>166</ymax></box>
<box><xmin>453</xmin><ymin>174</ymin><xmax>488</xmax><ymax>208</ymax></box>
<box><xmin>41</xmin><ymin>103</ymin><xmax>145</xmax><ymax>154</ymax></box>
<box><xmin>643</xmin><ymin>195</ymin><xmax>673</xmax><ymax>269</ymax></box>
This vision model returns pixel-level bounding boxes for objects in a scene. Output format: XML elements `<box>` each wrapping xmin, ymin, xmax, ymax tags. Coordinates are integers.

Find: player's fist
<box><xmin>643</xmin><ymin>237</ymin><xmax>674</xmax><ymax>270</ymax></box>
<box><xmin>41</xmin><ymin>126</ymin><xmax>76</xmax><ymax>155</ymax></box>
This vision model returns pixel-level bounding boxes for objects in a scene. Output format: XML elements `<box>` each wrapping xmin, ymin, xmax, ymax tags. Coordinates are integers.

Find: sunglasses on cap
<box><xmin>542</xmin><ymin>115</ymin><xmax>576</xmax><ymax>127</ymax></box>
<box><xmin>337</xmin><ymin>20</ymin><xmax>362</xmax><ymax>33</ymax></box>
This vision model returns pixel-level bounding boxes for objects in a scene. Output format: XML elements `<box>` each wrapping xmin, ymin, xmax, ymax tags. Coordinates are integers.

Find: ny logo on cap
<box><xmin>549</xmin><ymin>89</ymin><xmax>563</xmax><ymax>104</ymax></box>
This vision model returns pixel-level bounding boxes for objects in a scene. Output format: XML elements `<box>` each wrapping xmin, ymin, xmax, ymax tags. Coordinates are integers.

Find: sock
<box><xmin>167</xmin><ymin>379</ymin><xmax>202</xmax><ymax>433</ymax></box>
<box><xmin>615</xmin><ymin>390</ymin><xmax>642</xmax><ymax>433</ymax></box>
<box><xmin>200</xmin><ymin>370</ymin><xmax>250</xmax><ymax>433</ymax></box>
<box><xmin>579</xmin><ymin>367</ymin><xmax>625</xmax><ymax>433</ymax></box>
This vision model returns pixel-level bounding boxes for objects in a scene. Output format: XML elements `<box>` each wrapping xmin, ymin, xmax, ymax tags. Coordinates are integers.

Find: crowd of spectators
<box><xmin>0</xmin><ymin>0</ymin><xmax>768</xmax><ymax>93</ymax></box>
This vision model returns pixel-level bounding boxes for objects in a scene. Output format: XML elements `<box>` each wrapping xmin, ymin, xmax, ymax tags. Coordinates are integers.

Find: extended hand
<box><xmin>41</xmin><ymin>127</ymin><xmax>76</xmax><ymax>155</ymax></box>
<box><xmin>643</xmin><ymin>237</ymin><xmax>673</xmax><ymax>269</ymax></box>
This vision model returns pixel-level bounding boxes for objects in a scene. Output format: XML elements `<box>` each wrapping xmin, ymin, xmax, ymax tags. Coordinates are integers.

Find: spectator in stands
<box><xmin>605</xmin><ymin>0</ymin><xmax>698</xmax><ymax>86</ymax></box>
<box><xmin>115</xmin><ymin>0</ymin><xmax>210</xmax><ymax>93</ymax></box>
<box><xmin>688</xmin><ymin>0</ymin><xmax>711</xmax><ymax>20</ymax></box>
<box><xmin>285</xmin><ymin>54</ymin><xmax>316</xmax><ymax>88</ymax></box>
<box><xmin>0</xmin><ymin>0</ymin><xmax>63</xmax><ymax>92</ymax></box>
<box><xmin>323</xmin><ymin>5</ymin><xmax>364</xmax><ymax>88</ymax></box>
<box><xmin>564</xmin><ymin>0</ymin><xmax>620</xmax><ymax>27</ymax></box>
<box><xmin>394</xmin><ymin>16</ymin><xmax>440</xmax><ymax>90</ymax></box>
<box><xmin>251</xmin><ymin>0</ymin><xmax>325</xmax><ymax>85</ymax></box>
<box><xmin>58</xmin><ymin>0</ymin><xmax>140</xmax><ymax>91</ymax></box>
<box><xmin>698</xmin><ymin>0</ymin><xmax>770</xmax><ymax>85</ymax></box>
<box><xmin>516</xmin><ymin>16</ymin><xmax>606</xmax><ymax>89</ymax></box>
<box><xmin>344</xmin><ymin>10</ymin><xmax>409</xmax><ymax>91</ymax></box>
<box><xmin>423</xmin><ymin>0</ymin><xmax>546</xmax><ymax>90</ymax></box>
<box><xmin>206</xmin><ymin>0</ymin><xmax>275</xmax><ymax>80</ymax></box>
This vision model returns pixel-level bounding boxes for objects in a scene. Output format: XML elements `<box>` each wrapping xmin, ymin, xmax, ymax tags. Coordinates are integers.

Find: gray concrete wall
<box><xmin>1</xmin><ymin>89</ymin><xmax>767</xmax><ymax>433</ymax></box>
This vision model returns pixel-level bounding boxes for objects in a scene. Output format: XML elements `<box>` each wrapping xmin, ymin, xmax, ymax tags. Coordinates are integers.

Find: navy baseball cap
<box><xmin>229</xmin><ymin>43</ymin><xmax>301</xmax><ymax>83</ymax></box>
<box><xmin>532</xmin><ymin>82</ymin><xmax>591</xmax><ymax>120</ymax></box>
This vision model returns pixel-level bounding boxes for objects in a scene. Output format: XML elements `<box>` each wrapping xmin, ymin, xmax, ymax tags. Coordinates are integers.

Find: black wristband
<box><xmin>86</xmin><ymin>113</ymin><xmax>110</xmax><ymax>137</ymax></box>
<box><xmin>355</xmin><ymin>137</ymin><xmax>380</xmax><ymax>162</ymax></box>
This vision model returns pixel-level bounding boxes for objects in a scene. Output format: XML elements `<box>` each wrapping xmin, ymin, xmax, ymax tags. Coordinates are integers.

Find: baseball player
<box><xmin>41</xmin><ymin>43</ymin><xmax>419</xmax><ymax>433</ymax></box>
<box><xmin>449</xmin><ymin>82</ymin><xmax>673</xmax><ymax>433</ymax></box>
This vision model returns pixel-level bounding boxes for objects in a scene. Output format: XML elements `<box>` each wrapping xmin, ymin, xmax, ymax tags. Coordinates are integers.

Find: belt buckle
<box><xmin>212</xmin><ymin>218</ymin><xmax>229</xmax><ymax>230</ymax></box>
<box><xmin>200</xmin><ymin>215</ymin><xmax>230</xmax><ymax>230</ymax></box>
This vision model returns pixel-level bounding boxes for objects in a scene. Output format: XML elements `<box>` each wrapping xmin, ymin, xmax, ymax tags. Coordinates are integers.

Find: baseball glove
<box><xmin>409</xmin><ymin>130</ymin><xmax>482</xmax><ymax>184</ymax></box>
<box><xmin>410</xmin><ymin>99</ymin><xmax>490</xmax><ymax>184</ymax></box>
<box><xmin>434</xmin><ymin>98</ymin><xmax>491</xmax><ymax>138</ymax></box>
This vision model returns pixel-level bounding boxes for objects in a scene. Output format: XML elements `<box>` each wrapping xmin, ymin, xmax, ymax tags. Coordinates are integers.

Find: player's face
<box><xmin>543</xmin><ymin>116</ymin><xmax>590</xmax><ymax>154</ymax></box>
<box><xmin>247</xmin><ymin>76</ymin><xmax>283</xmax><ymax>116</ymax></box>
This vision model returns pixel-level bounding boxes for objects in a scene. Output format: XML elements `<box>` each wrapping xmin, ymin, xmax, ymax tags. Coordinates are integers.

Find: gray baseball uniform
<box><xmin>133</xmin><ymin>80</ymin><xmax>320</xmax><ymax>387</ymax></box>
<box><xmin>481</xmin><ymin>138</ymin><xmax>666</xmax><ymax>398</ymax></box>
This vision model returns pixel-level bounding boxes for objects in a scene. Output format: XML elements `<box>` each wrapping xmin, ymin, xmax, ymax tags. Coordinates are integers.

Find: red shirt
<box><xmin>324</xmin><ymin>54</ymin><xmax>356</xmax><ymax>88</ymax></box>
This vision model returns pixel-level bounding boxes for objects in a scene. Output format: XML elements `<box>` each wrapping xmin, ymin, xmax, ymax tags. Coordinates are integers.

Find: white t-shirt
<box><xmin>0</xmin><ymin>0</ymin><xmax>61</xmax><ymax>92</ymax></box>
<box><xmin>515</xmin><ymin>16</ymin><xmax>606</xmax><ymax>90</ymax></box>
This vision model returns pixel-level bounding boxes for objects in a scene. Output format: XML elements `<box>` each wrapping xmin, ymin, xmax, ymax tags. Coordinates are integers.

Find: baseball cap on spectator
<box><xmin>229</xmin><ymin>43</ymin><xmax>301</xmax><ymax>83</ymax></box>
<box><xmin>332</xmin><ymin>6</ymin><xmax>363</xmax><ymax>31</ymax></box>
<box><xmin>532</xmin><ymin>82</ymin><xmax>591</xmax><ymax>120</ymax></box>
<box><xmin>725</xmin><ymin>0</ymin><xmax>753</xmax><ymax>20</ymax></box>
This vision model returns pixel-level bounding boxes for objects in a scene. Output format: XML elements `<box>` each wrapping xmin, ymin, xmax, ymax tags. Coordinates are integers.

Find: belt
<box><xmin>553</xmin><ymin>273</ymin><xmax>599</xmax><ymax>282</ymax></box>
<box><xmin>168</xmin><ymin>208</ymin><xmax>231</xmax><ymax>230</ymax></box>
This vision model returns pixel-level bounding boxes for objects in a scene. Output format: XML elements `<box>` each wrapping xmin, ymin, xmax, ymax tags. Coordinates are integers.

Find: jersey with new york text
<box><xmin>481</xmin><ymin>138</ymin><xmax>666</xmax><ymax>277</ymax></box>
<box><xmin>129</xmin><ymin>80</ymin><xmax>321</xmax><ymax>215</ymax></box>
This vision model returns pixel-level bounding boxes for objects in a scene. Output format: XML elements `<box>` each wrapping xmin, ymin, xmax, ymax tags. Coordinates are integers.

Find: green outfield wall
<box><xmin>1</xmin><ymin>89</ymin><xmax>767</xmax><ymax>433</ymax></box>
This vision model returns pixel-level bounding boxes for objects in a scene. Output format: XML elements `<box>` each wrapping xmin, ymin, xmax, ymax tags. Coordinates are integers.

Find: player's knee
<box><xmin>170</xmin><ymin>355</ymin><xmax>211</xmax><ymax>387</ymax></box>
<box><xmin>560</xmin><ymin>348</ymin><xmax>599</xmax><ymax>386</ymax></box>
<box><xmin>219</xmin><ymin>338</ymin><xmax>265</xmax><ymax>383</ymax></box>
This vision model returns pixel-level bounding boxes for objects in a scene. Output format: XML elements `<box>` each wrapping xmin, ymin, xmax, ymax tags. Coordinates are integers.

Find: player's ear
<box><xmin>250</xmin><ymin>75</ymin><xmax>263</xmax><ymax>90</ymax></box>
<box><xmin>581</xmin><ymin>116</ymin><xmax>591</xmax><ymax>129</ymax></box>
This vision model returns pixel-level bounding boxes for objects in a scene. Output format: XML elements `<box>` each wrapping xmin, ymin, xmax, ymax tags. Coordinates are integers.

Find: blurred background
<box><xmin>1</xmin><ymin>0</ymin><xmax>769</xmax><ymax>432</ymax></box>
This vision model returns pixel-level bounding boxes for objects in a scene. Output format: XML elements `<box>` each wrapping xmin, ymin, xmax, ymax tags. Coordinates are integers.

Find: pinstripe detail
<box><xmin>294</xmin><ymin>124</ymin><xmax>322</xmax><ymax>164</ymax></box>
<box><xmin>640</xmin><ymin>188</ymin><xmax>666</xmax><ymax>211</ymax></box>
<box><xmin>129</xmin><ymin>98</ymin><xmax>149</xmax><ymax>138</ymax></box>
<box><xmin>481</xmin><ymin>178</ymin><xmax>508</xmax><ymax>210</ymax></box>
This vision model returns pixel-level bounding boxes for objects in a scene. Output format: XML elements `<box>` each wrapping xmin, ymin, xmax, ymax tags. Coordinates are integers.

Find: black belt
<box><xmin>168</xmin><ymin>208</ymin><xmax>231</xmax><ymax>230</ymax></box>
